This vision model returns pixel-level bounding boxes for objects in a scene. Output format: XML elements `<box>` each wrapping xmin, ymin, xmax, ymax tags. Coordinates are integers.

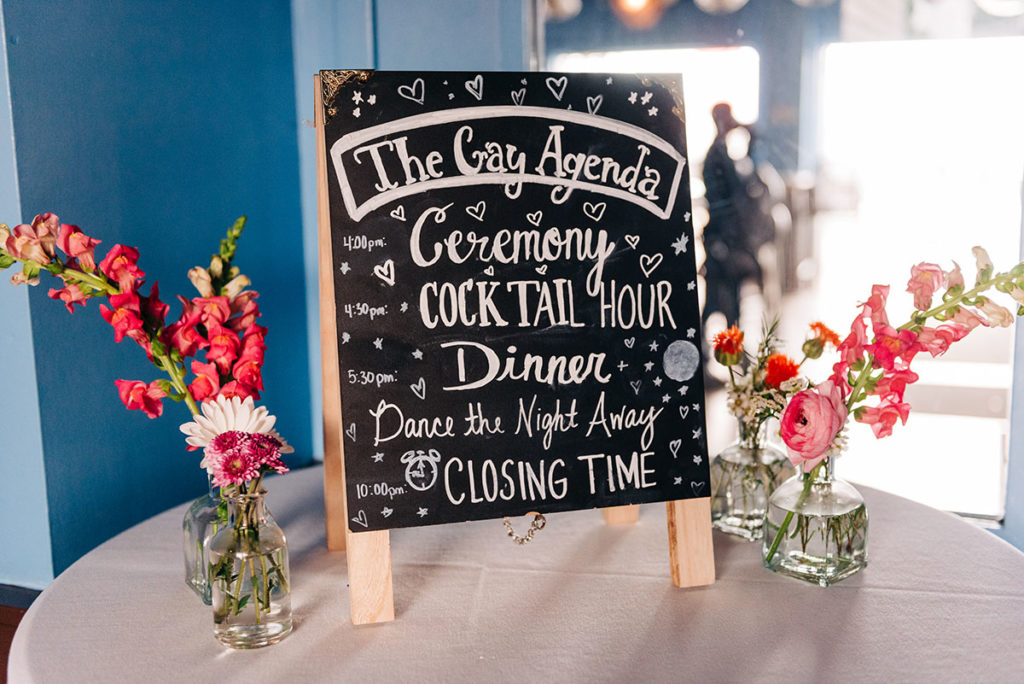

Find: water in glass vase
<box><xmin>208</xmin><ymin>490</ymin><xmax>292</xmax><ymax>648</ymax></box>
<box><xmin>762</xmin><ymin>458</ymin><xmax>867</xmax><ymax>586</ymax></box>
<box><xmin>710</xmin><ymin>422</ymin><xmax>795</xmax><ymax>541</ymax></box>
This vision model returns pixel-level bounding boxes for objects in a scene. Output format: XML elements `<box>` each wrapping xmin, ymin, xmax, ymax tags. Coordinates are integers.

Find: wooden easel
<box><xmin>314</xmin><ymin>75</ymin><xmax>715</xmax><ymax>626</ymax></box>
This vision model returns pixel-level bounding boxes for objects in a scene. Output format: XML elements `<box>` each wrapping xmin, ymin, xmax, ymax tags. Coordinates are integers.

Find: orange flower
<box><xmin>764</xmin><ymin>353</ymin><xmax>799</xmax><ymax>388</ymax></box>
<box><xmin>803</xmin><ymin>321</ymin><xmax>840</xmax><ymax>359</ymax></box>
<box><xmin>713</xmin><ymin>325</ymin><xmax>744</xmax><ymax>366</ymax></box>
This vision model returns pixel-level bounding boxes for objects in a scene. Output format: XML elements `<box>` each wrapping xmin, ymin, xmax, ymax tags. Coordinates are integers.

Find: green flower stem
<box><xmin>60</xmin><ymin>264</ymin><xmax>119</xmax><ymax>296</ymax></box>
<box><xmin>764</xmin><ymin>460</ymin><xmax>823</xmax><ymax>563</ymax></box>
<box><xmin>157</xmin><ymin>352</ymin><xmax>199</xmax><ymax>416</ymax></box>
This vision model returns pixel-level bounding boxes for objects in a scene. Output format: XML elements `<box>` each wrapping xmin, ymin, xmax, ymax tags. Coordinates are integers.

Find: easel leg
<box><xmin>601</xmin><ymin>504</ymin><xmax>639</xmax><ymax>525</ymax></box>
<box><xmin>346</xmin><ymin>528</ymin><xmax>395</xmax><ymax>624</ymax></box>
<box><xmin>665</xmin><ymin>498</ymin><xmax>716</xmax><ymax>587</ymax></box>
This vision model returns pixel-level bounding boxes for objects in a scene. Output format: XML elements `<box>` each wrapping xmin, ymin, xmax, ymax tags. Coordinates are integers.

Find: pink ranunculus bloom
<box><xmin>187</xmin><ymin>360</ymin><xmax>221</xmax><ymax>402</ymax></box>
<box><xmin>856</xmin><ymin>399</ymin><xmax>911</xmax><ymax>438</ymax></box>
<box><xmin>115</xmin><ymin>379</ymin><xmax>166</xmax><ymax>418</ymax></box>
<box><xmin>864</xmin><ymin>325</ymin><xmax>922</xmax><ymax>372</ymax></box>
<box><xmin>193</xmin><ymin>296</ymin><xmax>231</xmax><ymax>327</ymax></box>
<box><xmin>779</xmin><ymin>379</ymin><xmax>848</xmax><ymax>473</ymax></box>
<box><xmin>872</xmin><ymin>368</ymin><xmax>919</xmax><ymax>403</ymax></box>
<box><xmin>218</xmin><ymin>380</ymin><xmax>258</xmax><ymax>401</ymax></box>
<box><xmin>56</xmin><ymin>223</ymin><xmax>101</xmax><ymax>272</ymax></box>
<box><xmin>916</xmin><ymin>323</ymin><xmax>970</xmax><ymax>357</ymax></box>
<box><xmin>98</xmin><ymin>244</ymin><xmax>145</xmax><ymax>292</ymax></box>
<box><xmin>976</xmin><ymin>297</ymin><xmax>1014</xmax><ymax>328</ymax></box>
<box><xmin>906</xmin><ymin>262</ymin><xmax>946</xmax><ymax>311</ymax></box>
<box><xmin>47</xmin><ymin>282</ymin><xmax>89</xmax><ymax>313</ymax></box>
<box><xmin>99</xmin><ymin>292</ymin><xmax>144</xmax><ymax>343</ymax></box>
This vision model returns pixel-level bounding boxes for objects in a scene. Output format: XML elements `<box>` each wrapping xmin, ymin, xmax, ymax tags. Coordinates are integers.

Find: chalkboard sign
<box><xmin>320</xmin><ymin>70</ymin><xmax>709</xmax><ymax>534</ymax></box>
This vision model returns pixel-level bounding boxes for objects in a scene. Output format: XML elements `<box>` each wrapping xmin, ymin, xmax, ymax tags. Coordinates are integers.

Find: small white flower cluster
<box><xmin>726</xmin><ymin>369</ymin><xmax>791</xmax><ymax>436</ymax></box>
<box><xmin>826</xmin><ymin>426</ymin><xmax>849</xmax><ymax>460</ymax></box>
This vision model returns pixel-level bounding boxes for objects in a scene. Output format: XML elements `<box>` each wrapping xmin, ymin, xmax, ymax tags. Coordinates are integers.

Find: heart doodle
<box><xmin>545</xmin><ymin>76</ymin><xmax>568</xmax><ymax>101</ymax></box>
<box><xmin>381</xmin><ymin>507</ymin><xmax>394</xmax><ymax>519</ymax></box>
<box><xmin>466</xmin><ymin>201</ymin><xmax>486</xmax><ymax>221</ymax></box>
<box><xmin>630</xmin><ymin>380</ymin><xmax>642</xmax><ymax>395</ymax></box>
<box><xmin>535</xmin><ymin>265</ymin><xmax>548</xmax><ymax>275</ymax></box>
<box><xmin>583</xmin><ymin>201</ymin><xmax>607</xmax><ymax>222</ymax></box>
<box><xmin>624</xmin><ymin>337</ymin><xmax>635</xmax><ymax>348</ymax></box>
<box><xmin>669</xmin><ymin>439</ymin><xmax>682</xmax><ymax>458</ymax></box>
<box><xmin>397</xmin><ymin>78</ymin><xmax>425</xmax><ymax>105</ymax></box>
<box><xmin>389</xmin><ymin>205</ymin><xmax>406</xmax><ymax>221</ymax></box>
<box><xmin>640</xmin><ymin>253</ymin><xmax>663</xmax><ymax>278</ymax></box>
<box><xmin>410</xmin><ymin>377</ymin><xmax>426</xmax><ymax>400</ymax></box>
<box><xmin>586</xmin><ymin>94</ymin><xmax>603</xmax><ymax>114</ymax></box>
<box><xmin>678</xmin><ymin>405</ymin><xmax>690</xmax><ymax>420</ymax></box>
<box><xmin>526</xmin><ymin>211</ymin><xmax>543</xmax><ymax>226</ymax></box>
<box><xmin>691</xmin><ymin>481</ymin><xmax>707</xmax><ymax>496</ymax></box>
<box><xmin>511</xmin><ymin>88</ymin><xmax>525</xmax><ymax>106</ymax></box>
<box><xmin>625</xmin><ymin>235</ymin><xmax>640</xmax><ymax>250</ymax></box>
<box><xmin>483</xmin><ymin>265</ymin><xmax>495</xmax><ymax>276</ymax></box>
<box><xmin>465</xmin><ymin>74</ymin><xmax>484</xmax><ymax>101</ymax></box>
<box><xmin>351</xmin><ymin>510</ymin><xmax>369</xmax><ymax>528</ymax></box>
<box><xmin>345</xmin><ymin>423</ymin><xmax>357</xmax><ymax>442</ymax></box>
<box><xmin>373</xmin><ymin>259</ymin><xmax>396</xmax><ymax>286</ymax></box>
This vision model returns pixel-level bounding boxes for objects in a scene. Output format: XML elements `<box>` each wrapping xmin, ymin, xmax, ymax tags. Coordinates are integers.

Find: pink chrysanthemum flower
<box><xmin>208</xmin><ymin>430</ymin><xmax>261</xmax><ymax>487</ymax></box>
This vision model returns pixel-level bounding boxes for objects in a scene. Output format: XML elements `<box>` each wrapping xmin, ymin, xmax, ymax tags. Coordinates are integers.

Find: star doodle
<box><xmin>674</xmin><ymin>476</ymin><xmax>683</xmax><ymax>485</ymax></box>
<box><xmin>647</xmin><ymin>106</ymin><xmax>658</xmax><ymax>117</ymax></box>
<box><xmin>692</xmin><ymin>427</ymin><xmax>703</xmax><ymax>439</ymax></box>
<box><xmin>339</xmin><ymin>262</ymin><xmax>351</xmax><ymax>275</ymax></box>
<box><xmin>417</xmin><ymin>507</ymin><xmax>429</xmax><ymax>518</ymax></box>
<box><xmin>442</xmin><ymin>80</ymin><xmax>448</xmax><ymax>85</ymax></box>
<box><xmin>352</xmin><ymin>107</ymin><xmax>361</xmax><ymax>118</ymax></box>
<box><xmin>671</xmin><ymin>233</ymin><xmax>689</xmax><ymax>255</ymax></box>
<box><xmin>372</xmin><ymin>452</ymin><xmax>384</xmax><ymax>463</ymax></box>
<box><xmin>367</xmin><ymin>94</ymin><xmax>377</xmax><ymax>105</ymax></box>
<box><xmin>662</xmin><ymin>394</ymin><xmax>671</xmax><ymax>403</ymax></box>
<box><xmin>693</xmin><ymin>454</ymin><xmax>702</xmax><ymax>466</ymax></box>
<box><xmin>653</xmin><ymin>376</ymin><xmax>663</xmax><ymax>387</ymax></box>
<box><xmin>341</xmin><ymin>332</ymin><xmax>351</xmax><ymax>344</ymax></box>
<box><xmin>678</xmin><ymin>385</ymin><xmax>689</xmax><ymax>396</ymax></box>
<box><xmin>628</xmin><ymin>91</ymin><xmax>638</xmax><ymax>104</ymax></box>
<box><xmin>643</xmin><ymin>361</ymin><xmax>654</xmax><ymax>372</ymax></box>
<box><xmin>687</xmin><ymin>280</ymin><xmax>696</xmax><ymax>291</ymax></box>
<box><xmin>692</xmin><ymin>403</ymin><xmax>701</xmax><ymax>412</ymax></box>
<box><xmin>686</xmin><ymin>328</ymin><xmax>696</xmax><ymax>339</ymax></box>
<box><xmin>648</xmin><ymin>340</ymin><xmax>659</xmax><ymax>352</ymax></box>
<box><xmin>400</xmin><ymin>301</ymin><xmax>409</xmax><ymax>312</ymax></box>
<box><xmin>641</xmin><ymin>91</ymin><xmax>653</xmax><ymax>105</ymax></box>
<box><xmin>606</xmin><ymin>76</ymin><xmax>613</xmax><ymax>85</ymax></box>
<box><xmin>352</xmin><ymin>90</ymin><xmax>363</xmax><ymax>105</ymax></box>
<box><xmin>617</xmin><ymin>360</ymin><xmax>628</xmax><ymax>371</ymax></box>
<box><xmin>412</xmin><ymin>349</ymin><xmax>423</xmax><ymax>360</ymax></box>
<box><xmin>684</xmin><ymin>211</ymin><xmax>691</xmax><ymax>222</ymax></box>
<box><xmin>373</xmin><ymin>337</ymin><xmax>383</xmax><ymax>350</ymax></box>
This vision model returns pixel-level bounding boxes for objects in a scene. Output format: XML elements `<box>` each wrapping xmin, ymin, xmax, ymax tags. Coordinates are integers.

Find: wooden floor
<box><xmin>1</xmin><ymin>605</ymin><xmax>26</xmax><ymax>684</ymax></box>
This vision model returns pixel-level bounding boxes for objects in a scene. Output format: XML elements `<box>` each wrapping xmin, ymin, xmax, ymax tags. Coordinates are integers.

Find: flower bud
<box><xmin>208</xmin><ymin>255</ymin><xmax>224</xmax><ymax>278</ymax></box>
<box><xmin>187</xmin><ymin>266</ymin><xmax>214</xmax><ymax>297</ymax></box>
<box><xmin>222</xmin><ymin>274</ymin><xmax>251</xmax><ymax>299</ymax></box>
<box><xmin>712</xmin><ymin>326</ymin><xmax>744</xmax><ymax>366</ymax></box>
<box><xmin>802</xmin><ymin>336</ymin><xmax>825</xmax><ymax>359</ymax></box>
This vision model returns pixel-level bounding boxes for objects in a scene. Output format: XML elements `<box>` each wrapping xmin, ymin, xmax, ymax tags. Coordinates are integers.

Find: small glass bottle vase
<box><xmin>207</xmin><ymin>489</ymin><xmax>292</xmax><ymax>648</ymax></box>
<box><xmin>182</xmin><ymin>476</ymin><xmax>224</xmax><ymax>604</ymax></box>
<box><xmin>709</xmin><ymin>421</ymin><xmax>795</xmax><ymax>541</ymax></box>
<box><xmin>762</xmin><ymin>457</ymin><xmax>868</xmax><ymax>586</ymax></box>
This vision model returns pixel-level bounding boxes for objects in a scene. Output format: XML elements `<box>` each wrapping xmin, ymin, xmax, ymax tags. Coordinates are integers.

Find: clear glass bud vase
<box><xmin>762</xmin><ymin>457</ymin><xmax>868</xmax><ymax>586</ymax></box>
<box><xmin>207</xmin><ymin>489</ymin><xmax>292</xmax><ymax>648</ymax></box>
<box><xmin>182</xmin><ymin>476</ymin><xmax>224</xmax><ymax>604</ymax></box>
<box><xmin>709</xmin><ymin>421</ymin><xmax>796</xmax><ymax>541</ymax></box>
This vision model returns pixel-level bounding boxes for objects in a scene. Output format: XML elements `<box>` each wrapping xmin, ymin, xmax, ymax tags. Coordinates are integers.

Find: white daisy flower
<box><xmin>179</xmin><ymin>395</ymin><xmax>294</xmax><ymax>468</ymax></box>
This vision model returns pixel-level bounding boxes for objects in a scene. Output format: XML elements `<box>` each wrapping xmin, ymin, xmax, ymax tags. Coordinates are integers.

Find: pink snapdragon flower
<box><xmin>57</xmin><ymin>223</ymin><xmax>101</xmax><ymax>272</ymax></box>
<box><xmin>872</xmin><ymin>368</ymin><xmax>919</xmax><ymax>403</ymax></box>
<box><xmin>906</xmin><ymin>262</ymin><xmax>946</xmax><ymax>311</ymax></box>
<box><xmin>47</xmin><ymin>282</ymin><xmax>89</xmax><ymax>313</ymax></box>
<box><xmin>779</xmin><ymin>379</ymin><xmax>848</xmax><ymax>472</ymax></box>
<box><xmin>976</xmin><ymin>297</ymin><xmax>1014</xmax><ymax>328</ymax></box>
<box><xmin>99</xmin><ymin>292</ymin><xmax>144</xmax><ymax>343</ymax></box>
<box><xmin>857</xmin><ymin>399</ymin><xmax>911</xmax><ymax>438</ymax></box>
<box><xmin>99</xmin><ymin>244</ymin><xmax>145</xmax><ymax>292</ymax></box>
<box><xmin>187</xmin><ymin>360</ymin><xmax>221</xmax><ymax>402</ymax></box>
<box><xmin>864</xmin><ymin>325</ymin><xmax>922</xmax><ymax>372</ymax></box>
<box><xmin>916</xmin><ymin>324</ymin><xmax>970</xmax><ymax>357</ymax></box>
<box><xmin>4</xmin><ymin>218</ymin><xmax>55</xmax><ymax>265</ymax></box>
<box><xmin>115</xmin><ymin>379</ymin><xmax>167</xmax><ymax>418</ymax></box>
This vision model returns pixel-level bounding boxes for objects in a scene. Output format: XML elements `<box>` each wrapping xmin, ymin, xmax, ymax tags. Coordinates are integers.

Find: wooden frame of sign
<box><xmin>315</xmin><ymin>71</ymin><xmax>715</xmax><ymax>626</ymax></box>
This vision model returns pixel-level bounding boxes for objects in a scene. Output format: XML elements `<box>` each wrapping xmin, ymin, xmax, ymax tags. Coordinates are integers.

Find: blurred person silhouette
<box><xmin>700</xmin><ymin>102</ymin><xmax>772</xmax><ymax>330</ymax></box>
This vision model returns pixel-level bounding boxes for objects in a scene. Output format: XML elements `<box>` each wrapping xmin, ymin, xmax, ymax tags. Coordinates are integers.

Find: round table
<box><xmin>10</xmin><ymin>465</ymin><xmax>1024</xmax><ymax>683</ymax></box>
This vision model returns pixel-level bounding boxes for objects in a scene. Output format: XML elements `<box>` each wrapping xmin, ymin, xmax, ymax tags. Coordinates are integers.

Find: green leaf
<box><xmin>236</xmin><ymin>594</ymin><xmax>251</xmax><ymax>615</ymax></box>
<box><xmin>0</xmin><ymin>254</ymin><xmax>15</xmax><ymax>269</ymax></box>
<box><xmin>22</xmin><ymin>261</ymin><xmax>40</xmax><ymax>279</ymax></box>
<box><xmin>1011</xmin><ymin>263</ymin><xmax>1024</xmax><ymax>278</ymax></box>
<box><xmin>150</xmin><ymin>339</ymin><xmax>167</xmax><ymax>357</ymax></box>
<box><xmin>154</xmin><ymin>379</ymin><xmax>175</xmax><ymax>394</ymax></box>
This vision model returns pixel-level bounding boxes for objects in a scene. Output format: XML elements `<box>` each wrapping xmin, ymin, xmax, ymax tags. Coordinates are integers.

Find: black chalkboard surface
<box><xmin>321</xmin><ymin>70</ymin><xmax>709</xmax><ymax>533</ymax></box>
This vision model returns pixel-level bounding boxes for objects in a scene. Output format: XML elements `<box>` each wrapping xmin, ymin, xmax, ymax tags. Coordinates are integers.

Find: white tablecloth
<box><xmin>10</xmin><ymin>465</ymin><xmax>1024</xmax><ymax>683</ymax></box>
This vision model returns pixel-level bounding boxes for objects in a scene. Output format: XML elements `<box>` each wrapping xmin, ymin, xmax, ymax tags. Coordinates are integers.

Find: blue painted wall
<box><xmin>0</xmin><ymin>6</ymin><xmax>52</xmax><ymax>590</ymax></box>
<box><xmin>1</xmin><ymin>0</ymin><xmax>312</xmax><ymax>582</ymax></box>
